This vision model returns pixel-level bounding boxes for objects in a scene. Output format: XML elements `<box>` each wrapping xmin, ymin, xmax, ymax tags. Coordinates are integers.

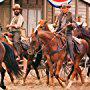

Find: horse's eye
<box><xmin>40</xmin><ymin>26</ymin><xmax>42</xmax><ymax>28</ymax></box>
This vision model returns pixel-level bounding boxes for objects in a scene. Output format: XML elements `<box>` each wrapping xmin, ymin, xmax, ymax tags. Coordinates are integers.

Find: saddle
<box><xmin>3</xmin><ymin>33</ymin><xmax>29</xmax><ymax>51</ymax></box>
<box><xmin>4</xmin><ymin>33</ymin><xmax>13</xmax><ymax>46</ymax></box>
<box><xmin>73</xmin><ymin>38</ymin><xmax>81</xmax><ymax>54</ymax></box>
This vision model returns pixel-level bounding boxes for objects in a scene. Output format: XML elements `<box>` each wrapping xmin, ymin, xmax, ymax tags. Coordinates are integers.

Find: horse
<box><xmin>35</xmin><ymin>20</ymin><xmax>90</xmax><ymax>80</ymax></box>
<box><xmin>0</xmin><ymin>41</ymin><xmax>22</xmax><ymax>89</ymax></box>
<box><xmin>23</xmin><ymin>43</ymin><xmax>42</xmax><ymax>85</ymax></box>
<box><xmin>72</xmin><ymin>26</ymin><xmax>90</xmax><ymax>77</ymax></box>
<box><xmin>34</xmin><ymin>19</ymin><xmax>53</xmax><ymax>32</ymax></box>
<box><xmin>27</xmin><ymin>29</ymin><xmax>89</xmax><ymax>88</ymax></box>
<box><xmin>1</xmin><ymin>32</ymin><xmax>43</xmax><ymax>85</ymax></box>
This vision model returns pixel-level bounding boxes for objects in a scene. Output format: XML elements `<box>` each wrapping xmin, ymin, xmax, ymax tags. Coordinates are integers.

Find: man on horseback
<box><xmin>54</xmin><ymin>4</ymin><xmax>75</xmax><ymax>63</ymax></box>
<box><xmin>6</xmin><ymin>4</ymin><xmax>25</xmax><ymax>60</ymax></box>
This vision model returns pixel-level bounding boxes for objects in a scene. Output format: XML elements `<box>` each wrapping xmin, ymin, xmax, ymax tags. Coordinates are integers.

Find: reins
<box><xmin>31</xmin><ymin>31</ymin><xmax>66</xmax><ymax>56</ymax></box>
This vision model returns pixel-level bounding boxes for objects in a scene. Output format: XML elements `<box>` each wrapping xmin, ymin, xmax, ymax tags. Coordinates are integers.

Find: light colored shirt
<box><xmin>61</xmin><ymin>14</ymin><xmax>67</xmax><ymax>28</ymax></box>
<box><xmin>10</xmin><ymin>14</ymin><xmax>25</xmax><ymax>31</ymax></box>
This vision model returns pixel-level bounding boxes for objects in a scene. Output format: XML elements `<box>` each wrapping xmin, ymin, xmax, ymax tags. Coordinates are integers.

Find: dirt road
<box><xmin>1</xmin><ymin>72</ymin><xmax>90</xmax><ymax>90</ymax></box>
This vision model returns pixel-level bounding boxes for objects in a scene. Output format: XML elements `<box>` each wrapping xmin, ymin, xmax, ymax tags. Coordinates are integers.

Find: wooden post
<box><xmin>86</xmin><ymin>4</ymin><xmax>89</xmax><ymax>28</ymax></box>
<box><xmin>44</xmin><ymin>0</ymin><xmax>47</xmax><ymax>20</ymax></box>
<box><xmin>75</xmin><ymin>0</ymin><xmax>78</xmax><ymax>19</ymax></box>
<box><xmin>41</xmin><ymin>0</ymin><xmax>44</xmax><ymax>19</ymax></box>
<box><xmin>27</xmin><ymin>0</ymin><xmax>29</xmax><ymax>37</ymax></box>
<box><xmin>36</xmin><ymin>0</ymin><xmax>38</xmax><ymax>26</ymax></box>
<box><xmin>52</xmin><ymin>6</ymin><xmax>54</xmax><ymax>23</ymax></box>
<box><xmin>11</xmin><ymin>0</ymin><xmax>15</xmax><ymax>18</ymax></box>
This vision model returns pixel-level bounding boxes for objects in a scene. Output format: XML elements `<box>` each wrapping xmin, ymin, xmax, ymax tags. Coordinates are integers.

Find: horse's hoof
<box><xmin>22</xmin><ymin>83</ymin><xmax>26</xmax><ymax>86</ymax></box>
<box><xmin>0</xmin><ymin>85</ymin><xmax>6</xmax><ymax>90</ymax></box>
<box><xmin>61</xmin><ymin>82</ymin><xmax>66</xmax><ymax>88</ymax></box>
<box><xmin>65</xmin><ymin>80</ymin><xmax>73</xmax><ymax>89</ymax></box>
<box><xmin>46</xmin><ymin>81</ymin><xmax>49</xmax><ymax>85</ymax></box>
<box><xmin>81</xmin><ymin>77</ymin><xmax>85</xmax><ymax>84</ymax></box>
<box><xmin>59</xmin><ymin>77</ymin><xmax>66</xmax><ymax>82</ymax></box>
<box><xmin>85</xmin><ymin>76</ymin><xmax>89</xmax><ymax>82</ymax></box>
<box><xmin>38</xmin><ymin>80</ymin><xmax>42</xmax><ymax>84</ymax></box>
<box><xmin>22</xmin><ymin>80</ymin><xmax>26</xmax><ymax>86</ymax></box>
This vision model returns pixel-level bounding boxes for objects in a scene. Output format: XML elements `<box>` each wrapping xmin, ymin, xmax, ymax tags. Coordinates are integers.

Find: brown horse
<box><xmin>26</xmin><ymin>30</ymin><xmax>88</xmax><ymax>87</ymax></box>
<box><xmin>0</xmin><ymin>33</ymin><xmax>21</xmax><ymax>84</ymax></box>
<box><xmin>35</xmin><ymin>20</ymin><xmax>90</xmax><ymax>80</ymax></box>
<box><xmin>73</xmin><ymin>26</ymin><xmax>90</xmax><ymax>77</ymax></box>
<box><xmin>0</xmin><ymin>41</ymin><xmax>22</xmax><ymax>89</ymax></box>
<box><xmin>1</xmin><ymin>32</ymin><xmax>43</xmax><ymax>85</ymax></box>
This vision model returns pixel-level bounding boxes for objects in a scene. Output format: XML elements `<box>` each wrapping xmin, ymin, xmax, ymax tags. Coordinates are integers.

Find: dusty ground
<box><xmin>0</xmin><ymin>69</ymin><xmax>90</xmax><ymax>90</ymax></box>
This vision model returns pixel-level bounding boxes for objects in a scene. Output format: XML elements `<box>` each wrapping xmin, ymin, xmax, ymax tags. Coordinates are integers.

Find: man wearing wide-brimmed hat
<box><xmin>54</xmin><ymin>3</ymin><xmax>75</xmax><ymax>63</ymax></box>
<box><xmin>54</xmin><ymin>3</ymin><xmax>72</xmax><ymax>32</ymax></box>
<box><xmin>6</xmin><ymin>4</ymin><xmax>25</xmax><ymax>60</ymax></box>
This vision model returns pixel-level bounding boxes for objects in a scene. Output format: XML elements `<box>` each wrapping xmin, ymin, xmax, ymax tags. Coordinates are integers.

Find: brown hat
<box><xmin>12</xmin><ymin>4</ymin><xmax>22</xmax><ymax>10</ymax></box>
<box><xmin>61</xmin><ymin>4</ymin><xmax>71</xmax><ymax>8</ymax></box>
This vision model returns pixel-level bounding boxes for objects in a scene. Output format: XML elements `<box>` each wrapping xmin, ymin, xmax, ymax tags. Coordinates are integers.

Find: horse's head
<box><xmin>72</xmin><ymin>23</ymin><xmax>83</xmax><ymax>38</ymax></box>
<box><xmin>29</xmin><ymin>30</ymin><xmax>41</xmax><ymax>55</ymax></box>
<box><xmin>35</xmin><ymin>19</ymin><xmax>50</xmax><ymax>32</ymax></box>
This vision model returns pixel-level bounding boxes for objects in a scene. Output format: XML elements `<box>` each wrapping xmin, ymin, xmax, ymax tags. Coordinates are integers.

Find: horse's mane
<box><xmin>81</xmin><ymin>27</ymin><xmax>90</xmax><ymax>39</ymax></box>
<box><xmin>38</xmin><ymin>31</ymin><xmax>55</xmax><ymax>41</ymax></box>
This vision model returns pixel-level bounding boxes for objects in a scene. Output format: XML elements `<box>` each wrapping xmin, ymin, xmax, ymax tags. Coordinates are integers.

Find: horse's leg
<box><xmin>32</xmin><ymin>61</ymin><xmax>40</xmax><ymax>80</ymax></box>
<box><xmin>55</xmin><ymin>60</ymin><xmax>65</xmax><ymax>87</ymax></box>
<box><xmin>45</xmin><ymin>62</ymin><xmax>49</xmax><ymax>85</ymax></box>
<box><xmin>0</xmin><ymin>43</ymin><xmax>6</xmax><ymax>89</ymax></box>
<box><xmin>77</xmin><ymin>66</ymin><xmax>84</xmax><ymax>84</ymax></box>
<box><xmin>66</xmin><ymin>57</ymin><xmax>83</xmax><ymax>89</ymax></box>
<box><xmin>74</xmin><ymin>57</ymin><xmax>84</xmax><ymax>84</ymax></box>
<box><xmin>23</xmin><ymin>60</ymin><xmax>31</xmax><ymax>84</ymax></box>
<box><xmin>87</xmin><ymin>66</ymin><xmax>90</xmax><ymax>77</ymax></box>
<box><xmin>67</xmin><ymin>65</ymin><xmax>74</xmax><ymax>80</ymax></box>
<box><xmin>87</xmin><ymin>55</ymin><xmax>90</xmax><ymax>77</ymax></box>
<box><xmin>66</xmin><ymin>57</ymin><xmax>79</xmax><ymax>89</ymax></box>
<box><xmin>66</xmin><ymin>65</ymin><xmax>77</xmax><ymax>89</ymax></box>
<box><xmin>46</xmin><ymin>55</ymin><xmax>54</xmax><ymax>86</ymax></box>
<box><xmin>6</xmin><ymin>68</ymin><xmax>14</xmax><ymax>83</ymax></box>
<box><xmin>0</xmin><ymin>67</ymin><xmax>6</xmax><ymax>89</ymax></box>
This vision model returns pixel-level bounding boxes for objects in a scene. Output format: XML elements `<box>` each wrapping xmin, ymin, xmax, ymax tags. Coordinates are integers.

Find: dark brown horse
<box><xmin>73</xmin><ymin>26</ymin><xmax>90</xmax><ymax>77</ymax></box>
<box><xmin>1</xmin><ymin>32</ymin><xmax>43</xmax><ymax>85</ymax></box>
<box><xmin>0</xmin><ymin>41</ymin><xmax>22</xmax><ymax>89</ymax></box>
<box><xmin>26</xmin><ymin>30</ymin><xmax>88</xmax><ymax>88</ymax></box>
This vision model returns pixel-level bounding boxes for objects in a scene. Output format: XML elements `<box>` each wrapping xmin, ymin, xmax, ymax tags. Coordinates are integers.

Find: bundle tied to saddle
<box><xmin>4</xmin><ymin>35</ymin><xmax>13</xmax><ymax>46</ymax></box>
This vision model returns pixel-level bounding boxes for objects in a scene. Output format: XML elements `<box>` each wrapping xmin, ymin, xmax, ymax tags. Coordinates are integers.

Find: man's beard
<box><xmin>14</xmin><ymin>12</ymin><xmax>20</xmax><ymax>16</ymax></box>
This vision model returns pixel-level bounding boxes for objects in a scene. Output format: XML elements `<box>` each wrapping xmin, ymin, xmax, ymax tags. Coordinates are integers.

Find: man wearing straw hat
<box><xmin>6</xmin><ymin>4</ymin><xmax>25</xmax><ymax>60</ymax></box>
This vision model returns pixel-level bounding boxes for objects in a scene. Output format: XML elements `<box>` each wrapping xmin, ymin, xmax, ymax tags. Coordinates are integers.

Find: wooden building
<box><xmin>53</xmin><ymin>0</ymin><xmax>90</xmax><ymax>27</ymax></box>
<box><xmin>0</xmin><ymin>0</ymin><xmax>48</xmax><ymax>36</ymax></box>
<box><xmin>0</xmin><ymin>0</ymin><xmax>90</xmax><ymax>36</ymax></box>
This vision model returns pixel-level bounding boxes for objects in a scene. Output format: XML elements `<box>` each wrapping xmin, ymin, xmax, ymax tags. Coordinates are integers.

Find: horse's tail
<box><xmin>2</xmin><ymin>42</ymin><xmax>22</xmax><ymax>78</ymax></box>
<box><xmin>34</xmin><ymin>45</ymin><xmax>42</xmax><ymax>67</ymax></box>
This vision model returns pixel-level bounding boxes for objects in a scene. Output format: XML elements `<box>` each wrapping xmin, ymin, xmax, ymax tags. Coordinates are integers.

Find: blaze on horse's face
<box><xmin>29</xmin><ymin>31</ymin><xmax>40</xmax><ymax>55</ymax></box>
<box><xmin>38</xmin><ymin>20</ymin><xmax>48</xmax><ymax>30</ymax></box>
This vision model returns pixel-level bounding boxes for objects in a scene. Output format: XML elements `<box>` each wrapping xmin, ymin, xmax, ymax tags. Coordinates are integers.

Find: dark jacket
<box><xmin>56</xmin><ymin>11</ymin><xmax>74</xmax><ymax>35</ymax></box>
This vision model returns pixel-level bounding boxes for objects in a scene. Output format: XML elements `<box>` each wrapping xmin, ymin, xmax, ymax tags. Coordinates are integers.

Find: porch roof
<box><xmin>81</xmin><ymin>0</ymin><xmax>90</xmax><ymax>5</ymax></box>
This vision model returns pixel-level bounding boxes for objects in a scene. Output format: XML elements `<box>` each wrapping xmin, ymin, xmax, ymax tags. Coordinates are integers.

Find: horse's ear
<box><xmin>35</xmin><ymin>30</ymin><xmax>38</xmax><ymax>36</ymax></box>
